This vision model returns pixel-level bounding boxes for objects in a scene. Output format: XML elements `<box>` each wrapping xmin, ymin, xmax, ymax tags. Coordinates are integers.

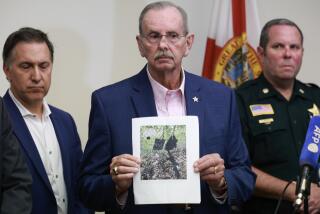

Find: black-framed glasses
<box><xmin>142</xmin><ymin>32</ymin><xmax>187</xmax><ymax>44</ymax></box>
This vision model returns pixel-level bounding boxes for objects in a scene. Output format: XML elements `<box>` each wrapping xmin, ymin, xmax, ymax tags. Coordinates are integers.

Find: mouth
<box><xmin>156</xmin><ymin>56</ymin><xmax>172</xmax><ymax>60</ymax></box>
<box><xmin>280</xmin><ymin>64</ymin><xmax>294</xmax><ymax>69</ymax></box>
<box><xmin>155</xmin><ymin>54</ymin><xmax>175</xmax><ymax>62</ymax></box>
<box><xmin>28</xmin><ymin>87</ymin><xmax>44</xmax><ymax>92</ymax></box>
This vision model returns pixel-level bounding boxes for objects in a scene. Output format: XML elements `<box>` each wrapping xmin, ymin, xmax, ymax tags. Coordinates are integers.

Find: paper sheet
<box><xmin>132</xmin><ymin>116</ymin><xmax>200</xmax><ymax>204</ymax></box>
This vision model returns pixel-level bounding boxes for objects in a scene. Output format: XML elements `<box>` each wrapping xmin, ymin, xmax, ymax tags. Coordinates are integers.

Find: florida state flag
<box><xmin>202</xmin><ymin>0</ymin><xmax>262</xmax><ymax>88</ymax></box>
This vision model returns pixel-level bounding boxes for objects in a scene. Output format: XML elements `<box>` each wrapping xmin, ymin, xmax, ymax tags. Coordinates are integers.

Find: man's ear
<box><xmin>136</xmin><ymin>35</ymin><xmax>145</xmax><ymax>57</ymax></box>
<box><xmin>3</xmin><ymin>64</ymin><xmax>11</xmax><ymax>81</ymax></box>
<box><xmin>257</xmin><ymin>46</ymin><xmax>264</xmax><ymax>56</ymax></box>
<box><xmin>257</xmin><ymin>46</ymin><xmax>265</xmax><ymax>60</ymax></box>
<box><xmin>184</xmin><ymin>33</ymin><xmax>194</xmax><ymax>57</ymax></box>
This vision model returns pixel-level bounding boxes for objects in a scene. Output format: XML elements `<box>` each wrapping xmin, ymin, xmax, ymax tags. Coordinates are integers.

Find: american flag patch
<box><xmin>249</xmin><ymin>104</ymin><xmax>274</xmax><ymax>116</ymax></box>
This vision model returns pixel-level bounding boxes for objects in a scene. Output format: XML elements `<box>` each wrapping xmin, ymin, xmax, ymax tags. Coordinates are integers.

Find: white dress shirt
<box><xmin>9</xmin><ymin>90</ymin><xmax>68</xmax><ymax>214</ymax></box>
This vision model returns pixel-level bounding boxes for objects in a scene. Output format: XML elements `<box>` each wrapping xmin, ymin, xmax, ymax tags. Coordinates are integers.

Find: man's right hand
<box><xmin>110</xmin><ymin>154</ymin><xmax>140</xmax><ymax>195</ymax></box>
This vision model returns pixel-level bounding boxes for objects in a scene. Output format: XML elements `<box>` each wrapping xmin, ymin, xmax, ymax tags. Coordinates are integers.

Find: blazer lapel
<box><xmin>184</xmin><ymin>73</ymin><xmax>205</xmax><ymax>154</ymax></box>
<box><xmin>185</xmin><ymin>72</ymin><xmax>204</xmax><ymax>117</ymax></box>
<box><xmin>3</xmin><ymin>92</ymin><xmax>53</xmax><ymax>192</ymax></box>
<box><xmin>130</xmin><ymin>67</ymin><xmax>157</xmax><ymax>117</ymax></box>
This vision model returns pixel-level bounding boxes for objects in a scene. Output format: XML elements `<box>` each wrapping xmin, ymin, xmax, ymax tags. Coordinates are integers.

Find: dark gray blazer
<box><xmin>0</xmin><ymin>97</ymin><xmax>32</xmax><ymax>214</ymax></box>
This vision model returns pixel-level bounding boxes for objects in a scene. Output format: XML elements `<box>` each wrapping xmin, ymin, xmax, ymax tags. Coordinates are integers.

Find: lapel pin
<box><xmin>299</xmin><ymin>88</ymin><xmax>304</xmax><ymax>94</ymax></box>
<box><xmin>192</xmin><ymin>96</ymin><xmax>199</xmax><ymax>102</ymax></box>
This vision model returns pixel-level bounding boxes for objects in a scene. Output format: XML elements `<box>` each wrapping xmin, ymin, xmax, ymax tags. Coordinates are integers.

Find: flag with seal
<box><xmin>202</xmin><ymin>0</ymin><xmax>262</xmax><ymax>88</ymax></box>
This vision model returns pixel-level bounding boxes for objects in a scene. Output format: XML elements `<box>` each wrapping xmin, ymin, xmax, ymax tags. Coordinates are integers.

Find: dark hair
<box><xmin>259</xmin><ymin>18</ymin><xmax>303</xmax><ymax>50</ymax></box>
<box><xmin>139</xmin><ymin>1</ymin><xmax>189</xmax><ymax>35</ymax></box>
<box><xmin>2</xmin><ymin>27</ymin><xmax>54</xmax><ymax>66</ymax></box>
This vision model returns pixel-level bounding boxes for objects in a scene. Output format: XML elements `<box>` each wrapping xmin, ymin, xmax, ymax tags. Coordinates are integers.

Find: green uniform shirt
<box><xmin>236</xmin><ymin>74</ymin><xmax>320</xmax><ymax>213</ymax></box>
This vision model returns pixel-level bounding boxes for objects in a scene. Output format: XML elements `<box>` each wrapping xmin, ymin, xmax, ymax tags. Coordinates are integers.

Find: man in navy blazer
<box><xmin>78</xmin><ymin>1</ymin><xmax>255</xmax><ymax>213</ymax></box>
<box><xmin>2</xmin><ymin>27</ymin><xmax>91</xmax><ymax>214</ymax></box>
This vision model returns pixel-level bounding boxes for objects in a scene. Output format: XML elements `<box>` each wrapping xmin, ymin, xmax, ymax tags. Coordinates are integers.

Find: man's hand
<box><xmin>109</xmin><ymin>154</ymin><xmax>140</xmax><ymax>195</ymax></box>
<box><xmin>307</xmin><ymin>183</ymin><xmax>320</xmax><ymax>214</ymax></box>
<box><xmin>193</xmin><ymin>153</ymin><xmax>227</xmax><ymax>194</ymax></box>
<box><xmin>296</xmin><ymin>183</ymin><xmax>320</xmax><ymax>214</ymax></box>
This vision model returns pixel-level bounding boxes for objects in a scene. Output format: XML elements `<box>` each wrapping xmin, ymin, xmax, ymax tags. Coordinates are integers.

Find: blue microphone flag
<box><xmin>299</xmin><ymin>115</ymin><xmax>320</xmax><ymax>169</ymax></box>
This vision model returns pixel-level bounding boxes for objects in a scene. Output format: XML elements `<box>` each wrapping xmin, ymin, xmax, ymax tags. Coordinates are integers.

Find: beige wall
<box><xmin>1</xmin><ymin>0</ymin><xmax>319</xmax><ymax>148</ymax></box>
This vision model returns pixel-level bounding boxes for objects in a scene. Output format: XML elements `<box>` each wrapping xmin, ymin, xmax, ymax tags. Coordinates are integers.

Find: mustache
<box><xmin>154</xmin><ymin>51</ymin><xmax>174</xmax><ymax>60</ymax></box>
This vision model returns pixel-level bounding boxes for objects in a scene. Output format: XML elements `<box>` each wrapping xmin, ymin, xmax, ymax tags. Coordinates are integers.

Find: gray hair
<box><xmin>138</xmin><ymin>1</ymin><xmax>189</xmax><ymax>35</ymax></box>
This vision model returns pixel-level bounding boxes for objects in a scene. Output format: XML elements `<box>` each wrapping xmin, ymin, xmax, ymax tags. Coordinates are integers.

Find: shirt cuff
<box><xmin>209</xmin><ymin>186</ymin><xmax>227</xmax><ymax>204</ymax></box>
<box><xmin>116</xmin><ymin>191</ymin><xmax>128</xmax><ymax>209</ymax></box>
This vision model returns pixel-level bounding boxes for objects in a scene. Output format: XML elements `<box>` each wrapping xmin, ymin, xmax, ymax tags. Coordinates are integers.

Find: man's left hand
<box><xmin>193</xmin><ymin>153</ymin><xmax>226</xmax><ymax>194</ymax></box>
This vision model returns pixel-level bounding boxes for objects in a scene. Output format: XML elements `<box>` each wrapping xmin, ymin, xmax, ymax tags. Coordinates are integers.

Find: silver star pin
<box><xmin>193</xmin><ymin>96</ymin><xmax>199</xmax><ymax>102</ymax></box>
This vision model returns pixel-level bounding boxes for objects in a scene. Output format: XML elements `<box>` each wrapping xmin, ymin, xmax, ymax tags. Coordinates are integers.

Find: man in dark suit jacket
<box><xmin>0</xmin><ymin>97</ymin><xmax>32</xmax><ymax>214</ymax></box>
<box><xmin>2</xmin><ymin>27</ymin><xmax>91</xmax><ymax>214</ymax></box>
<box><xmin>78</xmin><ymin>2</ymin><xmax>255</xmax><ymax>213</ymax></box>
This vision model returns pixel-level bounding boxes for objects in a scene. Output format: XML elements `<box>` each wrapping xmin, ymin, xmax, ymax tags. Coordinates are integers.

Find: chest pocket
<box><xmin>248</xmin><ymin>116</ymin><xmax>289</xmax><ymax>165</ymax></box>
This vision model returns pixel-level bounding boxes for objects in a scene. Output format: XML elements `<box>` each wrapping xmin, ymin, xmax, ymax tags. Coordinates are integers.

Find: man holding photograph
<box><xmin>78</xmin><ymin>1</ymin><xmax>255</xmax><ymax>213</ymax></box>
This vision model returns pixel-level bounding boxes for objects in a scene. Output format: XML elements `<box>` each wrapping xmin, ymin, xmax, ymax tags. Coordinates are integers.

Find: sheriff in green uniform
<box><xmin>236</xmin><ymin>19</ymin><xmax>320</xmax><ymax>214</ymax></box>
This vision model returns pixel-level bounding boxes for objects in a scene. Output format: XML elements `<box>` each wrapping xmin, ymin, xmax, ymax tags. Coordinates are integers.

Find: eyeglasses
<box><xmin>142</xmin><ymin>32</ymin><xmax>187</xmax><ymax>44</ymax></box>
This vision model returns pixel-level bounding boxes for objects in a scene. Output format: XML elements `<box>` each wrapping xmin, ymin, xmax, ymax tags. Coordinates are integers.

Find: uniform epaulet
<box><xmin>305</xmin><ymin>83</ymin><xmax>320</xmax><ymax>88</ymax></box>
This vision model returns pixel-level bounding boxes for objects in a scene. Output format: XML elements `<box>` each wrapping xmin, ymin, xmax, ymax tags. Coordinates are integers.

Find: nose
<box><xmin>159</xmin><ymin>35</ymin><xmax>169</xmax><ymax>49</ymax></box>
<box><xmin>283</xmin><ymin>47</ymin><xmax>292</xmax><ymax>58</ymax></box>
<box><xmin>31</xmin><ymin>67</ymin><xmax>41</xmax><ymax>82</ymax></box>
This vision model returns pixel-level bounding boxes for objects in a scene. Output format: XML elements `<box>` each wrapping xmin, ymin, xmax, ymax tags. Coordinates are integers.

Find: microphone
<box><xmin>294</xmin><ymin>116</ymin><xmax>320</xmax><ymax>208</ymax></box>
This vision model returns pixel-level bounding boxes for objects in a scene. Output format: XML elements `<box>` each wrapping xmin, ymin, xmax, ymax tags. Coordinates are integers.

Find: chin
<box><xmin>279</xmin><ymin>70</ymin><xmax>298</xmax><ymax>79</ymax></box>
<box><xmin>156</xmin><ymin>63</ymin><xmax>175</xmax><ymax>70</ymax></box>
<box><xmin>277</xmin><ymin>76</ymin><xmax>296</xmax><ymax>82</ymax></box>
<box><xmin>28</xmin><ymin>93</ymin><xmax>45</xmax><ymax>101</ymax></box>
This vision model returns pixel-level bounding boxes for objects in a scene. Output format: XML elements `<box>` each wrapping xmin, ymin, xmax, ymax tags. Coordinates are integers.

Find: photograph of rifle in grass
<box><xmin>140</xmin><ymin>125</ymin><xmax>186</xmax><ymax>180</ymax></box>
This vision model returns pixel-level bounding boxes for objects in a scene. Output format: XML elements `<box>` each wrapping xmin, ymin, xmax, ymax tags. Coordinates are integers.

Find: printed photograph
<box><xmin>140</xmin><ymin>125</ymin><xmax>186</xmax><ymax>180</ymax></box>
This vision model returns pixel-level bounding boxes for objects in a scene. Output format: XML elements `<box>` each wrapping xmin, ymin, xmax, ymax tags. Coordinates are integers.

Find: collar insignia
<box><xmin>262</xmin><ymin>88</ymin><xmax>269</xmax><ymax>94</ymax></box>
<box><xmin>299</xmin><ymin>88</ymin><xmax>305</xmax><ymax>94</ymax></box>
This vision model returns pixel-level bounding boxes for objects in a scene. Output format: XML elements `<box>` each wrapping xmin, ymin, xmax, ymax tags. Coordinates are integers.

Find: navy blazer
<box><xmin>78</xmin><ymin>67</ymin><xmax>255</xmax><ymax>213</ymax></box>
<box><xmin>3</xmin><ymin>92</ymin><xmax>91</xmax><ymax>214</ymax></box>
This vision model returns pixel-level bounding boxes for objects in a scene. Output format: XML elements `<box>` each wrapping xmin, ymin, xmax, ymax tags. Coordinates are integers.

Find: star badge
<box><xmin>308</xmin><ymin>104</ymin><xmax>320</xmax><ymax>116</ymax></box>
<box><xmin>192</xmin><ymin>96</ymin><xmax>199</xmax><ymax>102</ymax></box>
